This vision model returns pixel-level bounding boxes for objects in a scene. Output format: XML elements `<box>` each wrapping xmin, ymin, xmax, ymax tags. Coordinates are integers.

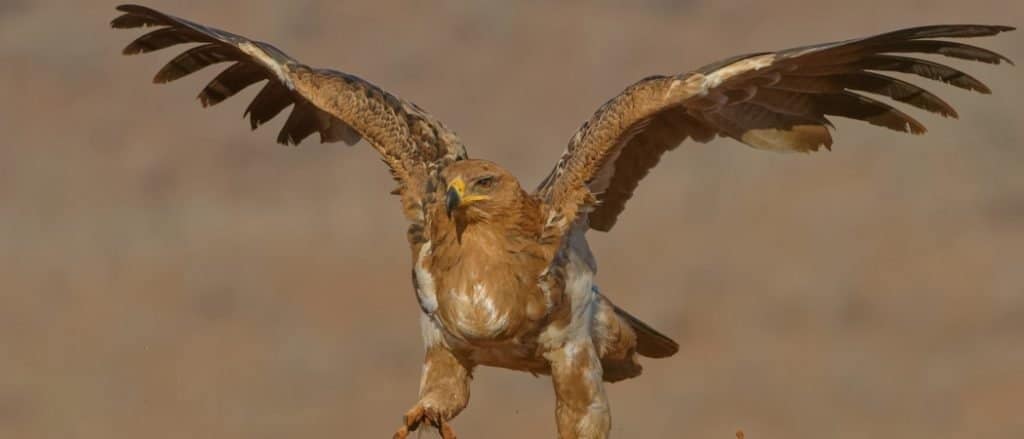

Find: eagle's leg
<box><xmin>539</xmin><ymin>234</ymin><xmax>611</xmax><ymax>438</ymax></box>
<box><xmin>394</xmin><ymin>317</ymin><xmax>472</xmax><ymax>439</ymax></box>
<box><xmin>546</xmin><ymin>337</ymin><xmax>611</xmax><ymax>439</ymax></box>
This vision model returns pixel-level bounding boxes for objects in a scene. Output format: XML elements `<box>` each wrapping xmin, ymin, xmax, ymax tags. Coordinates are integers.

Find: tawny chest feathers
<box><xmin>438</xmin><ymin>280</ymin><xmax>518</xmax><ymax>341</ymax></box>
<box><xmin>414</xmin><ymin>244</ymin><xmax>550</xmax><ymax>343</ymax></box>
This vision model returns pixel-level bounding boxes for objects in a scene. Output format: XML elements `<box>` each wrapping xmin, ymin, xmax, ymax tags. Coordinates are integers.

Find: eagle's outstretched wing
<box><xmin>112</xmin><ymin>4</ymin><xmax>467</xmax><ymax>222</ymax></box>
<box><xmin>536</xmin><ymin>25</ymin><xmax>1013</xmax><ymax>235</ymax></box>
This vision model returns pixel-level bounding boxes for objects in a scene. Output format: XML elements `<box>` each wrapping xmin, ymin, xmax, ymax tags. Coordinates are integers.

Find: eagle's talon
<box><xmin>395</xmin><ymin>403</ymin><xmax>456</xmax><ymax>439</ymax></box>
<box><xmin>402</xmin><ymin>405</ymin><xmax>425</xmax><ymax>432</ymax></box>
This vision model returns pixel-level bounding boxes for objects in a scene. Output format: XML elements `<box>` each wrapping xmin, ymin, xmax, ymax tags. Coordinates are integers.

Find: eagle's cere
<box><xmin>111</xmin><ymin>4</ymin><xmax>1013</xmax><ymax>438</ymax></box>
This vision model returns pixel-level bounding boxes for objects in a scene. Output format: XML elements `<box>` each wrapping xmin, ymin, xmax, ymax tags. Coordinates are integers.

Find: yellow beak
<box><xmin>445</xmin><ymin>177</ymin><xmax>489</xmax><ymax>217</ymax></box>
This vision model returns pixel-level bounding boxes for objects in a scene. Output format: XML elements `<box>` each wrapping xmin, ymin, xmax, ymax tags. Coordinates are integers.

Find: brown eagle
<box><xmin>111</xmin><ymin>5</ymin><xmax>1012</xmax><ymax>438</ymax></box>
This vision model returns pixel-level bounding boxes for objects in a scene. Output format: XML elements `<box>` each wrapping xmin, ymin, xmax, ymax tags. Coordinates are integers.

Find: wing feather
<box><xmin>871</xmin><ymin>40</ymin><xmax>1014</xmax><ymax>65</ymax></box>
<box><xmin>714</xmin><ymin>103</ymin><xmax>834</xmax><ymax>152</ymax></box>
<box><xmin>742</xmin><ymin>88</ymin><xmax>821</xmax><ymax>118</ymax></box>
<box><xmin>816</xmin><ymin>91</ymin><xmax>927</xmax><ymax>134</ymax></box>
<box><xmin>833</xmin><ymin>72</ymin><xmax>956</xmax><ymax>117</ymax></box>
<box><xmin>537</xmin><ymin>24</ymin><xmax>1012</xmax><ymax>235</ymax></box>
<box><xmin>198</xmin><ymin>62</ymin><xmax>265</xmax><ymax>107</ymax></box>
<box><xmin>122</xmin><ymin>27</ymin><xmax>201</xmax><ymax>54</ymax></box>
<box><xmin>244</xmin><ymin>81</ymin><xmax>293</xmax><ymax>129</ymax></box>
<box><xmin>153</xmin><ymin>43</ymin><xmax>241</xmax><ymax>84</ymax></box>
<box><xmin>277</xmin><ymin>101</ymin><xmax>320</xmax><ymax>146</ymax></box>
<box><xmin>112</xmin><ymin>4</ymin><xmax>467</xmax><ymax>222</ymax></box>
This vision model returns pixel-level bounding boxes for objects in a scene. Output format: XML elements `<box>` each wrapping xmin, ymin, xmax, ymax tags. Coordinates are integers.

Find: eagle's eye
<box><xmin>474</xmin><ymin>176</ymin><xmax>496</xmax><ymax>190</ymax></box>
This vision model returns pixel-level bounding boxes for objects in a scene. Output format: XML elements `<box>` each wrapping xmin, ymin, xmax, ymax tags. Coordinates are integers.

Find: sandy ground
<box><xmin>1</xmin><ymin>1</ymin><xmax>1022</xmax><ymax>437</ymax></box>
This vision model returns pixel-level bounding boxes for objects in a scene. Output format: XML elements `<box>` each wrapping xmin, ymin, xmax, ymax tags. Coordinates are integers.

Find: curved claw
<box><xmin>393</xmin><ymin>404</ymin><xmax>457</xmax><ymax>439</ymax></box>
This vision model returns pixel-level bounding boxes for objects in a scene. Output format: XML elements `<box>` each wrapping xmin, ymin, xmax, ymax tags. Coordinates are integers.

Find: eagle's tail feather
<box><xmin>610</xmin><ymin>303</ymin><xmax>679</xmax><ymax>359</ymax></box>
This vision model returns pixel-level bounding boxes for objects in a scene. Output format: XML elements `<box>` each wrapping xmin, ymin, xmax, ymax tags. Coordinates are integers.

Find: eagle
<box><xmin>111</xmin><ymin>5</ymin><xmax>1012</xmax><ymax>438</ymax></box>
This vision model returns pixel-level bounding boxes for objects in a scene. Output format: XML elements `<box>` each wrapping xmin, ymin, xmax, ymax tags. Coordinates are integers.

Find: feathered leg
<box><xmin>539</xmin><ymin>232</ymin><xmax>612</xmax><ymax>438</ymax></box>
<box><xmin>546</xmin><ymin>336</ymin><xmax>611</xmax><ymax>438</ymax></box>
<box><xmin>394</xmin><ymin>316</ymin><xmax>472</xmax><ymax>439</ymax></box>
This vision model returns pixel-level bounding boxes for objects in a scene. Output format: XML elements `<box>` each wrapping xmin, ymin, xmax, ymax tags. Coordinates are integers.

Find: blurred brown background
<box><xmin>1</xmin><ymin>1</ymin><xmax>1021</xmax><ymax>438</ymax></box>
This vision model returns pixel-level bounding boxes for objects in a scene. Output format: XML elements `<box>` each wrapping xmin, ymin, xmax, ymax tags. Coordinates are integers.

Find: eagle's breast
<box><xmin>418</xmin><ymin>227</ymin><xmax>552</xmax><ymax>348</ymax></box>
<box><xmin>444</xmin><ymin>281</ymin><xmax>513</xmax><ymax>340</ymax></box>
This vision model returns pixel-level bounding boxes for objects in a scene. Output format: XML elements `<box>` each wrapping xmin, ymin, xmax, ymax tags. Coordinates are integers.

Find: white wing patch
<box><xmin>702</xmin><ymin>54</ymin><xmax>776</xmax><ymax>89</ymax></box>
<box><xmin>237</xmin><ymin>41</ymin><xmax>294</xmax><ymax>89</ymax></box>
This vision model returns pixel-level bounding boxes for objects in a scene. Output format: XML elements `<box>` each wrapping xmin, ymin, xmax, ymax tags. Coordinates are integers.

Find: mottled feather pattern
<box><xmin>537</xmin><ymin>24</ymin><xmax>1013</xmax><ymax>236</ymax></box>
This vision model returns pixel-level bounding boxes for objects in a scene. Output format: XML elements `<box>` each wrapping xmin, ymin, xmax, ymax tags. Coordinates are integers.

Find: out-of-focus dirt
<box><xmin>1</xmin><ymin>1</ymin><xmax>1021</xmax><ymax>438</ymax></box>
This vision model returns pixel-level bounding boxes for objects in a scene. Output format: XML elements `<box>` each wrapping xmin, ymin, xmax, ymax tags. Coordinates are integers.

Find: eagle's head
<box><xmin>441</xmin><ymin>159</ymin><xmax>525</xmax><ymax>224</ymax></box>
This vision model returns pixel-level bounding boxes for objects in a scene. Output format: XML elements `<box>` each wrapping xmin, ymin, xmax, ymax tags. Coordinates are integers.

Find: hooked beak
<box><xmin>446</xmin><ymin>177</ymin><xmax>465</xmax><ymax>218</ymax></box>
<box><xmin>445</xmin><ymin>177</ymin><xmax>491</xmax><ymax>218</ymax></box>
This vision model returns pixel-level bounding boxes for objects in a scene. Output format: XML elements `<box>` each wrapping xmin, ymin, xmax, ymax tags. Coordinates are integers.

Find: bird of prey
<box><xmin>111</xmin><ymin>4</ymin><xmax>1012</xmax><ymax>438</ymax></box>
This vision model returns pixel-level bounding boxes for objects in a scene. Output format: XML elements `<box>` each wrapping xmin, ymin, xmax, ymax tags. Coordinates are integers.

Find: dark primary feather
<box><xmin>198</xmin><ymin>62</ymin><xmax>265</xmax><ymax>107</ymax></box>
<box><xmin>278</xmin><ymin>101</ymin><xmax>320</xmax><ymax>145</ymax></box>
<box><xmin>122</xmin><ymin>27</ymin><xmax>198</xmax><ymax>54</ymax></box>
<box><xmin>153</xmin><ymin>44</ymin><xmax>240</xmax><ymax>83</ymax></box>
<box><xmin>244</xmin><ymin>82</ymin><xmax>293</xmax><ymax>129</ymax></box>
<box><xmin>538</xmin><ymin>24</ymin><xmax>1013</xmax><ymax>233</ymax></box>
<box><xmin>845</xmin><ymin>55</ymin><xmax>993</xmax><ymax>93</ymax></box>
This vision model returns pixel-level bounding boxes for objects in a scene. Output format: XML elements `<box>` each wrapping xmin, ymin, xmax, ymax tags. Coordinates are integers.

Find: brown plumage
<box><xmin>111</xmin><ymin>5</ymin><xmax>1012</xmax><ymax>438</ymax></box>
